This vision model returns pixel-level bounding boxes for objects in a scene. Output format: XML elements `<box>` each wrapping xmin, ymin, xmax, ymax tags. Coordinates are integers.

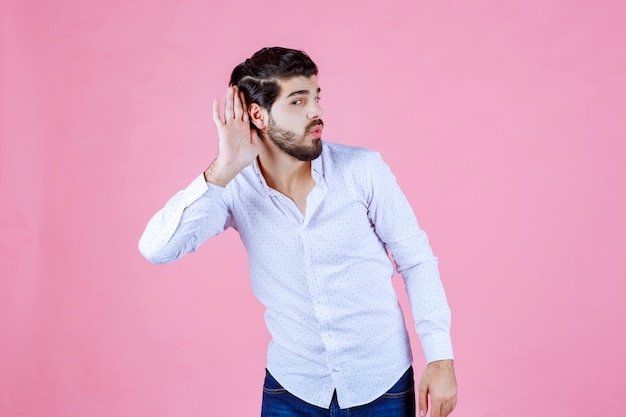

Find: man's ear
<box><xmin>249</xmin><ymin>103</ymin><xmax>268</xmax><ymax>131</ymax></box>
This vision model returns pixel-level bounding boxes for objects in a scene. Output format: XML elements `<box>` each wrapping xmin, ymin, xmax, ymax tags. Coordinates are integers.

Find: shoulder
<box><xmin>221</xmin><ymin>163</ymin><xmax>266</xmax><ymax>203</ymax></box>
<box><xmin>319</xmin><ymin>142</ymin><xmax>391</xmax><ymax>199</ymax></box>
<box><xmin>321</xmin><ymin>142</ymin><xmax>383</xmax><ymax>168</ymax></box>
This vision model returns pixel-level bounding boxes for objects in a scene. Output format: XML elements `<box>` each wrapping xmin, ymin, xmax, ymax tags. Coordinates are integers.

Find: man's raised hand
<box><xmin>204</xmin><ymin>86</ymin><xmax>260</xmax><ymax>187</ymax></box>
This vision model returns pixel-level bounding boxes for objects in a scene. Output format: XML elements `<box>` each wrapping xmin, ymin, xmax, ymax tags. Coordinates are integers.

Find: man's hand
<box><xmin>205</xmin><ymin>86</ymin><xmax>260</xmax><ymax>187</ymax></box>
<box><xmin>418</xmin><ymin>360</ymin><xmax>457</xmax><ymax>417</ymax></box>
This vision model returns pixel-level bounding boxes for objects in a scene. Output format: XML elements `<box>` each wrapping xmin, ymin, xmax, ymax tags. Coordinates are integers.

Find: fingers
<box><xmin>442</xmin><ymin>397</ymin><xmax>457</xmax><ymax>417</ymax></box>
<box><xmin>233</xmin><ymin>88</ymin><xmax>244</xmax><ymax>120</ymax></box>
<box><xmin>418</xmin><ymin>385</ymin><xmax>428</xmax><ymax>417</ymax></box>
<box><xmin>434</xmin><ymin>402</ymin><xmax>452</xmax><ymax>417</ymax></box>
<box><xmin>217</xmin><ymin>86</ymin><xmax>247</xmax><ymax>124</ymax></box>
<box><xmin>240</xmin><ymin>91</ymin><xmax>249</xmax><ymax>121</ymax></box>
<box><xmin>431</xmin><ymin>394</ymin><xmax>457</xmax><ymax>417</ymax></box>
<box><xmin>224</xmin><ymin>86</ymin><xmax>234</xmax><ymax>120</ymax></box>
<box><xmin>429</xmin><ymin>404</ymin><xmax>437</xmax><ymax>417</ymax></box>
<box><xmin>212</xmin><ymin>98</ymin><xmax>222</xmax><ymax>126</ymax></box>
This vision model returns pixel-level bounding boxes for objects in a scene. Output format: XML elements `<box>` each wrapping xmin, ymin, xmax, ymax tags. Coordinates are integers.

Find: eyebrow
<box><xmin>286</xmin><ymin>87</ymin><xmax>321</xmax><ymax>99</ymax></box>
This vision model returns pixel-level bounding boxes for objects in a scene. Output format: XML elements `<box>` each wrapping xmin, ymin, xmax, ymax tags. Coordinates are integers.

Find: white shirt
<box><xmin>139</xmin><ymin>142</ymin><xmax>453</xmax><ymax>408</ymax></box>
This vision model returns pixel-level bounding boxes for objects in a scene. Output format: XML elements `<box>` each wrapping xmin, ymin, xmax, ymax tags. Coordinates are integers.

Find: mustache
<box><xmin>306</xmin><ymin>119</ymin><xmax>324</xmax><ymax>130</ymax></box>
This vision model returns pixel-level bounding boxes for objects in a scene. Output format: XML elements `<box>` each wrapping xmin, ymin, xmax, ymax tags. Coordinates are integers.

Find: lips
<box><xmin>310</xmin><ymin>127</ymin><xmax>322</xmax><ymax>138</ymax></box>
<box><xmin>308</xmin><ymin>122</ymin><xmax>324</xmax><ymax>138</ymax></box>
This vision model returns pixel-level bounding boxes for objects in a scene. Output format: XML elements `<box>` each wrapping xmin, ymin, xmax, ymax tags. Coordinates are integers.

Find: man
<box><xmin>139</xmin><ymin>47</ymin><xmax>457</xmax><ymax>417</ymax></box>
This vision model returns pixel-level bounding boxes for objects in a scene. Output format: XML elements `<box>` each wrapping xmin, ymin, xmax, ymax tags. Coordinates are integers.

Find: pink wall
<box><xmin>2</xmin><ymin>0</ymin><xmax>625</xmax><ymax>415</ymax></box>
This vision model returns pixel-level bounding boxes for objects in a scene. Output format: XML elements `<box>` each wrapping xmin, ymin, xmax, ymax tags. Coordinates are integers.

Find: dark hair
<box><xmin>229</xmin><ymin>47</ymin><xmax>318</xmax><ymax>117</ymax></box>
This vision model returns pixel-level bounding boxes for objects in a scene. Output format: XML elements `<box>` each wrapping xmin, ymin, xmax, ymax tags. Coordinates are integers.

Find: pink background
<box><xmin>2</xmin><ymin>0</ymin><xmax>625</xmax><ymax>416</ymax></box>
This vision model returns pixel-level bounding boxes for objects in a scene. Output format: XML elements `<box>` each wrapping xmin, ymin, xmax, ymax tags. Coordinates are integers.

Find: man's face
<box><xmin>265</xmin><ymin>76</ymin><xmax>324</xmax><ymax>161</ymax></box>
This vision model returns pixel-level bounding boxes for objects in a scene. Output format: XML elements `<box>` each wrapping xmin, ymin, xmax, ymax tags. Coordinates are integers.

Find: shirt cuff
<box><xmin>182</xmin><ymin>172</ymin><xmax>224</xmax><ymax>206</ymax></box>
<box><xmin>420</xmin><ymin>331</ymin><xmax>454</xmax><ymax>363</ymax></box>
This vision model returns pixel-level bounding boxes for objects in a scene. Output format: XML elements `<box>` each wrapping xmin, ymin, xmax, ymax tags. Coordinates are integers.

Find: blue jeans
<box><xmin>261</xmin><ymin>367</ymin><xmax>415</xmax><ymax>417</ymax></box>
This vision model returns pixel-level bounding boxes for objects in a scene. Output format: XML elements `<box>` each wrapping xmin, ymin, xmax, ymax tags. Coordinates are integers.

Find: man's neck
<box><xmin>257</xmin><ymin>148</ymin><xmax>312</xmax><ymax>196</ymax></box>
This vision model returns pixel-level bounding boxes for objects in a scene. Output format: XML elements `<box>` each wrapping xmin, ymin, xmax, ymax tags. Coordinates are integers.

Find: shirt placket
<box><xmin>300</xmin><ymin>183</ymin><xmax>341</xmax><ymax>376</ymax></box>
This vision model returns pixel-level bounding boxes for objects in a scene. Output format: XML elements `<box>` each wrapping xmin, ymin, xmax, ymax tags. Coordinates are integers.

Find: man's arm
<box><xmin>137</xmin><ymin>174</ymin><xmax>231</xmax><ymax>264</ymax></box>
<box><xmin>365</xmin><ymin>151</ymin><xmax>457</xmax><ymax>417</ymax></box>
<box><xmin>138</xmin><ymin>86</ymin><xmax>259</xmax><ymax>263</ymax></box>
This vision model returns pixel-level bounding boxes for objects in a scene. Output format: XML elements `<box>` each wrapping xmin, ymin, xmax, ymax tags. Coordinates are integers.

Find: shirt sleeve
<box><xmin>365</xmin><ymin>151</ymin><xmax>454</xmax><ymax>363</ymax></box>
<box><xmin>138</xmin><ymin>173</ymin><xmax>233</xmax><ymax>264</ymax></box>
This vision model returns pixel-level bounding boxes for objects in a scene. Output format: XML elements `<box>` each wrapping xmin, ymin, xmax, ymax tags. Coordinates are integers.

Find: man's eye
<box><xmin>292</xmin><ymin>99</ymin><xmax>303</xmax><ymax>105</ymax></box>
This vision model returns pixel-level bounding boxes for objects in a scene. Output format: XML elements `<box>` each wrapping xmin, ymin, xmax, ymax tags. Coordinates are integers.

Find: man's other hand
<box><xmin>418</xmin><ymin>359</ymin><xmax>457</xmax><ymax>417</ymax></box>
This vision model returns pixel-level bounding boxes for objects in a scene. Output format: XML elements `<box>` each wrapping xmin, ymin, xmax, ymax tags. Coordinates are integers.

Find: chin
<box><xmin>295</xmin><ymin>140</ymin><xmax>323</xmax><ymax>161</ymax></box>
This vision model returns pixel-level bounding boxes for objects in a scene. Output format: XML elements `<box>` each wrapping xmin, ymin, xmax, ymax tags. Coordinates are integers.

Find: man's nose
<box><xmin>307</xmin><ymin>101</ymin><xmax>323</xmax><ymax>119</ymax></box>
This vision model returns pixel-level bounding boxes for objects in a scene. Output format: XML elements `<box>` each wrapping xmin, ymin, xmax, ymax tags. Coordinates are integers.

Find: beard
<box><xmin>266</xmin><ymin>116</ymin><xmax>324</xmax><ymax>161</ymax></box>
